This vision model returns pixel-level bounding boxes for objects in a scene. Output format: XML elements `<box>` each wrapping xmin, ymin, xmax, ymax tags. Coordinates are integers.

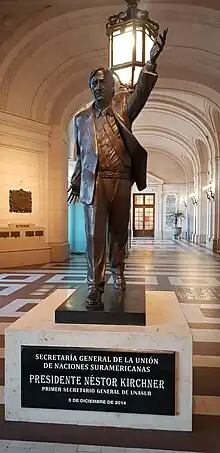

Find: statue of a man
<box><xmin>68</xmin><ymin>30</ymin><xmax>168</xmax><ymax>310</ymax></box>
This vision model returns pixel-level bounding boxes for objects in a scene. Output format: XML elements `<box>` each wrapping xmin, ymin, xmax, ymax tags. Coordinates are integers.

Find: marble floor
<box><xmin>0</xmin><ymin>238</ymin><xmax>220</xmax><ymax>452</ymax></box>
<box><xmin>0</xmin><ymin>442</ymin><xmax>199</xmax><ymax>453</ymax></box>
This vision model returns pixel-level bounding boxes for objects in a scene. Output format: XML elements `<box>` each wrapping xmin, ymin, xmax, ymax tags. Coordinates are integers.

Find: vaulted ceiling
<box><xmin>0</xmin><ymin>0</ymin><xmax>220</xmax><ymax>181</ymax></box>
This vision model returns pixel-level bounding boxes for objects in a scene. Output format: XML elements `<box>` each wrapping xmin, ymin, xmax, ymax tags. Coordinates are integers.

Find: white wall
<box><xmin>0</xmin><ymin>112</ymin><xmax>51</xmax><ymax>239</ymax></box>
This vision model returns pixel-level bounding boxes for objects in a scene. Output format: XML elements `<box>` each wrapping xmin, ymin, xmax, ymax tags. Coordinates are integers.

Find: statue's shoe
<box><xmin>85</xmin><ymin>289</ymin><xmax>104</xmax><ymax>311</ymax></box>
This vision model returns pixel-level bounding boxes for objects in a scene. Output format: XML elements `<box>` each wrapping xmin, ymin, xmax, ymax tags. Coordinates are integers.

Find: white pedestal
<box><xmin>5</xmin><ymin>289</ymin><xmax>192</xmax><ymax>431</ymax></box>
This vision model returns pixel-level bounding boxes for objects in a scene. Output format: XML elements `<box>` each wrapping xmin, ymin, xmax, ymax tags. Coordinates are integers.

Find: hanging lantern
<box><xmin>106</xmin><ymin>0</ymin><xmax>159</xmax><ymax>90</ymax></box>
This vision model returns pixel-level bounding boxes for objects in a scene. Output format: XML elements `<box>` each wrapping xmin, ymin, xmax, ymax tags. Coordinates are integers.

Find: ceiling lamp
<box><xmin>106</xmin><ymin>0</ymin><xmax>159</xmax><ymax>90</ymax></box>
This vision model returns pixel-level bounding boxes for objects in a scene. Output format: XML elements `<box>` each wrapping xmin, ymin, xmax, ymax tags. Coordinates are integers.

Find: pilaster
<box><xmin>49</xmin><ymin>125</ymin><xmax>69</xmax><ymax>261</ymax></box>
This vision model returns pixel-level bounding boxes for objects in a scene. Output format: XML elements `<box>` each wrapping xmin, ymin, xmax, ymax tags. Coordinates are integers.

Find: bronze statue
<box><xmin>68</xmin><ymin>30</ymin><xmax>168</xmax><ymax>310</ymax></box>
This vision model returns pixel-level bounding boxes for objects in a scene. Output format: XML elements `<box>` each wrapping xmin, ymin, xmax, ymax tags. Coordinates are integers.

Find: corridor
<box><xmin>0</xmin><ymin>239</ymin><xmax>220</xmax><ymax>452</ymax></box>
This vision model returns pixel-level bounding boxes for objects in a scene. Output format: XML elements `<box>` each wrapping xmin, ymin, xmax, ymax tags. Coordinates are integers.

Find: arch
<box><xmin>0</xmin><ymin>3</ymin><xmax>220</xmax><ymax>125</ymax></box>
<box><xmin>209</xmin><ymin>106</ymin><xmax>220</xmax><ymax>158</ymax></box>
<box><xmin>194</xmin><ymin>139</ymin><xmax>209</xmax><ymax>173</ymax></box>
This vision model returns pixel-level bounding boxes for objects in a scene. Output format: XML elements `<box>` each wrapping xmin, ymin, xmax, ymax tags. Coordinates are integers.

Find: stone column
<box><xmin>213</xmin><ymin>156</ymin><xmax>220</xmax><ymax>252</ymax></box>
<box><xmin>154</xmin><ymin>184</ymin><xmax>163</xmax><ymax>239</ymax></box>
<box><xmin>192</xmin><ymin>204</ymin><xmax>198</xmax><ymax>243</ymax></box>
<box><xmin>186</xmin><ymin>182</ymin><xmax>194</xmax><ymax>241</ymax></box>
<box><xmin>205</xmin><ymin>197</ymin><xmax>215</xmax><ymax>250</ymax></box>
<box><xmin>160</xmin><ymin>191</ymin><xmax>165</xmax><ymax>239</ymax></box>
<box><xmin>48</xmin><ymin>125</ymin><xmax>69</xmax><ymax>262</ymax></box>
<box><xmin>195</xmin><ymin>172</ymin><xmax>208</xmax><ymax>244</ymax></box>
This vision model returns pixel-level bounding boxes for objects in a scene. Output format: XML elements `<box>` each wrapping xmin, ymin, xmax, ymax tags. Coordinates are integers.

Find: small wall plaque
<box><xmin>9</xmin><ymin>189</ymin><xmax>32</xmax><ymax>213</ymax></box>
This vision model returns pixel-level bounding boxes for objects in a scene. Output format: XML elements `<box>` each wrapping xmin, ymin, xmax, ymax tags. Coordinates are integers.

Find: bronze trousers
<box><xmin>84</xmin><ymin>175</ymin><xmax>132</xmax><ymax>292</ymax></box>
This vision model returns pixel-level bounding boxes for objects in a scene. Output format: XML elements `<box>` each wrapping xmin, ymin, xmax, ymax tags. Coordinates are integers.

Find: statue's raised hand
<box><xmin>67</xmin><ymin>185</ymin><xmax>80</xmax><ymax>204</ymax></box>
<box><xmin>150</xmin><ymin>28</ymin><xmax>168</xmax><ymax>64</ymax></box>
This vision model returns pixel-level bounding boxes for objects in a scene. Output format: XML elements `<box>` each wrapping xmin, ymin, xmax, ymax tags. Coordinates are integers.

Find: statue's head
<box><xmin>89</xmin><ymin>67</ymin><xmax>115</xmax><ymax>106</ymax></box>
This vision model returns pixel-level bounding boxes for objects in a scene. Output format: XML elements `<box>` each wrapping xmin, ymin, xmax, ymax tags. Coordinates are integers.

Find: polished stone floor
<box><xmin>0</xmin><ymin>238</ymin><xmax>220</xmax><ymax>452</ymax></box>
<box><xmin>0</xmin><ymin>442</ymin><xmax>199</xmax><ymax>453</ymax></box>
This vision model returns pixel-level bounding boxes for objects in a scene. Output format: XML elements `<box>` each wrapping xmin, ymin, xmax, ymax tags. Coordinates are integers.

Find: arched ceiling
<box><xmin>1</xmin><ymin>0</ymin><xmax>220</xmax><ymax>181</ymax></box>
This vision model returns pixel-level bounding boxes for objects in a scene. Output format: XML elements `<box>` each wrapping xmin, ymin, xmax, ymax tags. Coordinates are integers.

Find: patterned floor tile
<box><xmin>46</xmin><ymin>275</ymin><xmax>87</xmax><ymax>284</ymax></box>
<box><xmin>169</xmin><ymin>277</ymin><xmax>220</xmax><ymax>286</ymax></box>
<box><xmin>0</xmin><ymin>299</ymin><xmax>42</xmax><ymax>317</ymax></box>
<box><xmin>0</xmin><ymin>274</ymin><xmax>45</xmax><ymax>283</ymax></box>
<box><xmin>175</xmin><ymin>287</ymin><xmax>220</xmax><ymax>300</ymax></box>
<box><xmin>0</xmin><ymin>284</ymin><xmax>27</xmax><ymax>296</ymax></box>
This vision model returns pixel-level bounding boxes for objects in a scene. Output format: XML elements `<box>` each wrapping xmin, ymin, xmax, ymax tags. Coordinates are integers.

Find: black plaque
<box><xmin>21</xmin><ymin>346</ymin><xmax>175</xmax><ymax>415</ymax></box>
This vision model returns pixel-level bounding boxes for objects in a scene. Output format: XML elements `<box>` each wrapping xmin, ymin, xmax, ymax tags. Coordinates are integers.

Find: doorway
<box><xmin>133</xmin><ymin>193</ymin><xmax>155</xmax><ymax>237</ymax></box>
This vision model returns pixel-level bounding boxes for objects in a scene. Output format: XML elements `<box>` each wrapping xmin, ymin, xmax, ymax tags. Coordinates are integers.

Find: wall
<box><xmin>48</xmin><ymin>125</ymin><xmax>69</xmax><ymax>262</ymax></box>
<box><xmin>0</xmin><ymin>112</ymin><xmax>50</xmax><ymax>233</ymax></box>
<box><xmin>0</xmin><ymin>112</ymin><xmax>54</xmax><ymax>267</ymax></box>
<box><xmin>68</xmin><ymin>158</ymin><xmax>86</xmax><ymax>253</ymax></box>
<box><xmin>68</xmin><ymin>204</ymin><xmax>86</xmax><ymax>253</ymax></box>
<box><xmin>162</xmin><ymin>184</ymin><xmax>188</xmax><ymax>239</ymax></box>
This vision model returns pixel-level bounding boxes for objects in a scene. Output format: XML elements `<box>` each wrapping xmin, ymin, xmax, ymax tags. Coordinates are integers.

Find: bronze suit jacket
<box><xmin>71</xmin><ymin>65</ymin><xmax>158</xmax><ymax>205</ymax></box>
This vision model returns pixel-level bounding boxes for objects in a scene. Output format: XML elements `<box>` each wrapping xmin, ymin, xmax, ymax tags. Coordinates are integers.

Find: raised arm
<box><xmin>67</xmin><ymin>116</ymin><xmax>81</xmax><ymax>204</ymax></box>
<box><xmin>126</xmin><ymin>29</ymin><xmax>168</xmax><ymax>124</ymax></box>
<box><xmin>126</xmin><ymin>63</ymin><xmax>158</xmax><ymax>124</ymax></box>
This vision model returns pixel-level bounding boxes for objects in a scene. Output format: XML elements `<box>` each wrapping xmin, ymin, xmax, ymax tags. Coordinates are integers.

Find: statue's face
<box><xmin>90</xmin><ymin>70</ymin><xmax>114</xmax><ymax>104</ymax></box>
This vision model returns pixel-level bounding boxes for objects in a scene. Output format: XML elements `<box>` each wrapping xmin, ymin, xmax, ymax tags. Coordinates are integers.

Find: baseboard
<box><xmin>0</xmin><ymin>246</ymin><xmax>52</xmax><ymax>268</ymax></box>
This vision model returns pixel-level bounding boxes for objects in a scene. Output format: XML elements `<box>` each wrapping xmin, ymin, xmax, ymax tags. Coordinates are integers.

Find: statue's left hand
<box><xmin>150</xmin><ymin>28</ymin><xmax>168</xmax><ymax>64</ymax></box>
<box><xmin>67</xmin><ymin>185</ymin><xmax>80</xmax><ymax>204</ymax></box>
